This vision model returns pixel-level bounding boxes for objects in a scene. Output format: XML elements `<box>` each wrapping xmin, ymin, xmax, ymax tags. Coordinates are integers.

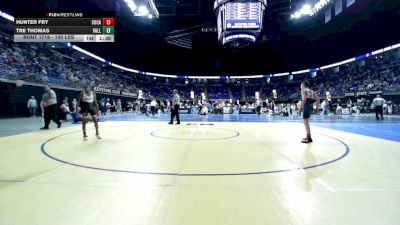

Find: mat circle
<box><xmin>40</xmin><ymin>131</ymin><xmax>350</xmax><ymax>177</ymax></box>
<box><xmin>150</xmin><ymin>127</ymin><xmax>240</xmax><ymax>141</ymax></box>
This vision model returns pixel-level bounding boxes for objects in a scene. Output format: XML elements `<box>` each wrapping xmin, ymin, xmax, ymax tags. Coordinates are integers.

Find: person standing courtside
<box><xmin>27</xmin><ymin>96</ymin><xmax>38</xmax><ymax>117</ymax></box>
<box><xmin>72</xmin><ymin>98</ymin><xmax>77</xmax><ymax>112</ymax></box>
<box><xmin>256</xmin><ymin>98</ymin><xmax>262</xmax><ymax>116</ymax></box>
<box><xmin>372</xmin><ymin>95</ymin><xmax>386</xmax><ymax>120</ymax></box>
<box><xmin>40</xmin><ymin>84</ymin><xmax>61</xmax><ymax>129</ymax></box>
<box><xmin>169</xmin><ymin>89</ymin><xmax>181</xmax><ymax>125</ymax></box>
<box><xmin>150</xmin><ymin>99</ymin><xmax>158</xmax><ymax>116</ymax></box>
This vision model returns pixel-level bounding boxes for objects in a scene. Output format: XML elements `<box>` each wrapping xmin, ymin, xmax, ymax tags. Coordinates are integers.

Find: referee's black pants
<box><xmin>170</xmin><ymin>104</ymin><xmax>180</xmax><ymax>124</ymax></box>
<box><xmin>151</xmin><ymin>106</ymin><xmax>156</xmax><ymax>115</ymax></box>
<box><xmin>44</xmin><ymin>104</ymin><xmax>60</xmax><ymax>128</ymax></box>
<box><xmin>375</xmin><ymin>106</ymin><xmax>383</xmax><ymax>120</ymax></box>
<box><xmin>256</xmin><ymin>106</ymin><xmax>261</xmax><ymax>115</ymax></box>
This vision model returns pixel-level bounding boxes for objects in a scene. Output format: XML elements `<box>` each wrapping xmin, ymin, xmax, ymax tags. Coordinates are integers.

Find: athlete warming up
<box><xmin>300</xmin><ymin>81</ymin><xmax>320</xmax><ymax>143</ymax></box>
<box><xmin>77</xmin><ymin>85</ymin><xmax>101</xmax><ymax>140</ymax></box>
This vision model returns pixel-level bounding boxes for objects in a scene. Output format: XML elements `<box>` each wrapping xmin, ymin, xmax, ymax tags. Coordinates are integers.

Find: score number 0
<box><xmin>103</xmin><ymin>18</ymin><xmax>114</xmax><ymax>26</ymax></box>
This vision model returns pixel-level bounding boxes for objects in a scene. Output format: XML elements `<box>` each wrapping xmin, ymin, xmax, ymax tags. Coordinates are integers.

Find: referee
<box><xmin>40</xmin><ymin>84</ymin><xmax>61</xmax><ymax>129</ymax></box>
<box><xmin>168</xmin><ymin>89</ymin><xmax>181</xmax><ymax>125</ymax></box>
<box><xmin>372</xmin><ymin>95</ymin><xmax>386</xmax><ymax>120</ymax></box>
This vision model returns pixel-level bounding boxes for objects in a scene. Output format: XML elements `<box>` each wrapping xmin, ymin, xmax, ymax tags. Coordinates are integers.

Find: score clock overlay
<box><xmin>13</xmin><ymin>12</ymin><xmax>115</xmax><ymax>42</ymax></box>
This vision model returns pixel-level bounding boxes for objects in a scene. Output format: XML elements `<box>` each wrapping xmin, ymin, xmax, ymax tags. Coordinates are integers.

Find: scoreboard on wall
<box><xmin>13</xmin><ymin>12</ymin><xmax>115</xmax><ymax>42</ymax></box>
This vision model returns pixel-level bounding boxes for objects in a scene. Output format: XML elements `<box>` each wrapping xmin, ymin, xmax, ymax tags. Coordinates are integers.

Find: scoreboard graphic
<box><xmin>13</xmin><ymin>12</ymin><xmax>115</xmax><ymax>42</ymax></box>
<box><xmin>225</xmin><ymin>2</ymin><xmax>261</xmax><ymax>30</ymax></box>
